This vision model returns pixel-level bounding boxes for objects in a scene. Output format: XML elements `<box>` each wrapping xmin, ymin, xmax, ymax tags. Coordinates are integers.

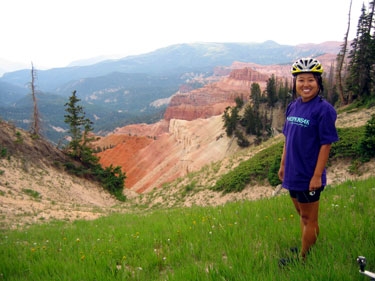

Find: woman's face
<box><xmin>295</xmin><ymin>73</ymin><xmax>320</xmax><ymax>102</ymax></box>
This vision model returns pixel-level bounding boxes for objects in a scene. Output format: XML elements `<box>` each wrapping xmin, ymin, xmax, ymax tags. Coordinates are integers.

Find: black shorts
<box><xmin>289</xmin><ymin>186</ymin><xmax>324</xmax><ymax>203</ymax></box>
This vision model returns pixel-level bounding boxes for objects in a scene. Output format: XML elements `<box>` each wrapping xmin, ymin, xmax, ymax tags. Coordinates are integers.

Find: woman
<box><xmin>278</xmin><ymin>58</ymin><xmax>339</xmax><ymax>262</ymax></box>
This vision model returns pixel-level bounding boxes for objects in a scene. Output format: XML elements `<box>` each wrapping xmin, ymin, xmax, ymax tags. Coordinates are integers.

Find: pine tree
<box><xmin>326</xmin><ymin>63</ymin><xmax>338</xmax><ymax>105</ymax></box>
<box><xmin>30</xmin><ymin>63</ymin><xmax>41</xmax><ymax>137</ymax></box>
<box><xmin>358</xmin><ymin>114</ymin><xmax>375</xmax><ymax>161</ymax></box>
<box><xmin>266</xmin><ymin>74</ymin><xmax>277</xmax><ymax>107</ymax></box>
<box><xmin>369</xmin><ymin>0</ymin><xmax>375</xmax><ymax>97</ymax></box>
<box><xmin>63</xmin><ymin>90</ymin><xmax>126</xmax><ymax>200</ymax></box>
<box><xmin>250</xmin><ymin>83</ymin><xmax>261</xmax><ymax>108</ymax></box>
<box><xmin>222</xmin><ymin>106</ymin><xmax>239</xmax><ymax>137</ymax></box>
<box><xmin>242</xmin><ymin>104</ymin><xmax>255</xmax><ymax>135</ymax></box>
<box><xmin>277</xmin><ymin>79</ymin><xmax>291</xmax><ymax>109</ymax></box>
<box><xmin>80</xmin><ymin>118</ymin><xmax>99</xmax><ymax>166</ymax></box>
<box><xmin>346</xmin><ymin>2</ymin><xmax>375</xmax><ymax>101</ymax></box>
<box><xmin>64</xmin><ymin>90</ymin><xmax>91</xmax><ymax>161</ymax></box>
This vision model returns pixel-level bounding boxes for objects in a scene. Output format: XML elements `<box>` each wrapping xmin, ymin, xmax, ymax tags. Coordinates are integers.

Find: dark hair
<box><xmin>292</xmin><ymin>73</ymin><xmax>324</xmax><ymax>99</ymax></box>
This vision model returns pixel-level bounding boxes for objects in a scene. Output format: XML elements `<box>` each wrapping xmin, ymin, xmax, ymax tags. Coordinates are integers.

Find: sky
<box><xmin>0</xmin><ymin>0</ymin><xmax>367</xmax><ymax>70</ymax></box>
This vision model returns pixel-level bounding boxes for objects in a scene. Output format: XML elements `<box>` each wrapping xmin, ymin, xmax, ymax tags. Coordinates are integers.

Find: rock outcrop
<box><xmin>164</xmin><ymin>67</ymin><xmax>271</xmax><ymax>121</ymax></box>
<box><xmin>96</xmin><ymin>116</ymin><xmax>240</xmax><ymax>193</ymax></box>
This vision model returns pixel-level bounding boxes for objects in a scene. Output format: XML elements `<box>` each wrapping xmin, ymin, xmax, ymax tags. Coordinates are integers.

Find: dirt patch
<box><xmin>0</xmin><ymin>158</ymin><xmax>120</xmax><ymax>229</ymax></box>
<box><xmin>336</xmin><ymin>107</ymin><xmax>375</xmax><ymax>128</ymax></box>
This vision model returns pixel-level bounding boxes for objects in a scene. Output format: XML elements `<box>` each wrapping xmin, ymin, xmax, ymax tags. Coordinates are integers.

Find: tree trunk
<box><xmin>30</xmin><ymin>63</ymin><xmax>41</xmax><ymax>136</ymax></box>
<box><xmin>336</xmin><ymin>0</ymin><xmax>353</xmax><ymax>105</ymax></box>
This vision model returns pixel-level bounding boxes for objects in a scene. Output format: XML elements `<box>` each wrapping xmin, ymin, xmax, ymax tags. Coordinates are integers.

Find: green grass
<box><xmin>21</xmin><ymin>188</ymin><xmax>42</xmax><ymax>200</ymax></box>
<box><xmin>1</xmin><ymin>178</ymin><xmax>374</xmax><ymax>280</ymax></box>
<box><xmin>213</xmin><ymin>141</ymin><xmax>283</xmax><ymax>192</ymax></box>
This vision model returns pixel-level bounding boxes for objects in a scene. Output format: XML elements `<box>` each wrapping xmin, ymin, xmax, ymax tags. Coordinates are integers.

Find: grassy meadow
<box><xmin>1</xmin><ymin>177</ymin><xmax>374</xmax><ymax>280</ymax></box>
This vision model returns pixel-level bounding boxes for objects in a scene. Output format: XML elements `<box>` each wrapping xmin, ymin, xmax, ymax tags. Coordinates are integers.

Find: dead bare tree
<box><xmin>336</xmin><ymin>0</ymin><xmax>353</xmax><ymax>105</ymax></box>
<box><xmin>30</xmin><ymin>63</ymin><xmax>41</xmax><ymax>137</ymax></box>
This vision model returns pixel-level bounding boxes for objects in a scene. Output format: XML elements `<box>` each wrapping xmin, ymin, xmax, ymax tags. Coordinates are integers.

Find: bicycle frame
<box><xmin>357</xmin><ymin>256</ymin><xmax>375</xmax><ymax>281</ymax></box>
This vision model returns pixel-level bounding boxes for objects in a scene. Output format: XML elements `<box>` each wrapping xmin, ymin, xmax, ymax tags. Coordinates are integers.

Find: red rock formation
<box><xmin>164</xmin><ymin>88</ymin><xmax>240</xmax><ymax>121</ymax></box>
<box><xmin>96</xmin><ymin>116</ymin><xmax>239</xmax><ymax>193</ymax></box>
<box><xmin>96</xmin><ymin>135</ymin><xmax>153</xmax><ymax>189</ymax></box>
<box><xmin>113</xmin><ymin>120</ymin><xmax>169</xmax><ymax>137</ymax></box>
<box><xmin>164</xmin><ymin>67</ymin><xmax>270</xmax><ymax>121</ymax></box>
<box><xmin>229</xmin><ymin>67</ymin><xmax>269</xmax><ymax>81</ymax></box>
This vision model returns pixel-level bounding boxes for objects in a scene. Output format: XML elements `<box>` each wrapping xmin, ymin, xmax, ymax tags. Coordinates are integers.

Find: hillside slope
<box><xmin>0</xmin><ymin>121</ymin><xmax>127</xmax><ymax>229</ymax></box>
<box><xmin>0</xmin><ymin>107</ymin><xmax>374</xmax><ymax>229</ymax></box>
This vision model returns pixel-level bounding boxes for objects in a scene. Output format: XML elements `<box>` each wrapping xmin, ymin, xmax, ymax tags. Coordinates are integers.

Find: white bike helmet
<box><xmin>291</xmin><ymin>58</ymin><xmax>323</xmax><ymax>76</ymax></box>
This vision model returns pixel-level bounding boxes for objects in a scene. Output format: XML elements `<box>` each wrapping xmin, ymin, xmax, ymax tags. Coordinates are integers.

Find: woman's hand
<box><xmin>309</xmin><ymin>175</ymin><xmax>322</xmax><ymax>191</ymax></box>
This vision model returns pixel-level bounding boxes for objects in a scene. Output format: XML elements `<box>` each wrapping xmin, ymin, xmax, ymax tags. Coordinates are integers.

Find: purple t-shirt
<box><xmin>282</xmin><ymin>95</ymin><xmax>339</xmax><ymax>191</ymax></box>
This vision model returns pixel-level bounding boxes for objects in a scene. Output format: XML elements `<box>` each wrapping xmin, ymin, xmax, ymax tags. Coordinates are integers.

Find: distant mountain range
<box><xmin>0</xmin><ymin>58</ymin><xmax>29</xmax><ymax>77</ymax></box>
<box><xmin>0</xmin><ymin>41</ymin><xmax>341</xmax><ymax>143</ymax></box>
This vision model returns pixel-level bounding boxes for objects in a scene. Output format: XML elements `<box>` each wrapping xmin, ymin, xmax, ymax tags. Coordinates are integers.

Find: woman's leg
<box><xmin>291</xmin><ymin>198</ymin><xmax>303</xmax><ymax>233</ymax></box>
<box><xmin>298</xmin><ymin>200</ymin><xmax>320</xmax><ymax>259</ymax></box>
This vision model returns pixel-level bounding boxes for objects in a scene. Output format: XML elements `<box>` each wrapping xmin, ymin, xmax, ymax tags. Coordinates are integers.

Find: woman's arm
<box><xmin>278</xmin><ymin>143</ymin><xmax>286</xmax><ymax>181</ymax></box>
<box><xmin>309</xmin><ymin>144</ymin><xmax>332</xmax><ymax>191</ymax></box>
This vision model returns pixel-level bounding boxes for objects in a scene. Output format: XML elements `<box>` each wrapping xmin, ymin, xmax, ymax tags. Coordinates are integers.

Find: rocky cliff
<box><xmin>96</xmin><ymin>116</ymin><xmax>241</xmax><ymax>193</ymax></box>
<box><xmin>164</xmin><ymin>67</ymin><xmax>271</xmax><ymax>121</ymax></box>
